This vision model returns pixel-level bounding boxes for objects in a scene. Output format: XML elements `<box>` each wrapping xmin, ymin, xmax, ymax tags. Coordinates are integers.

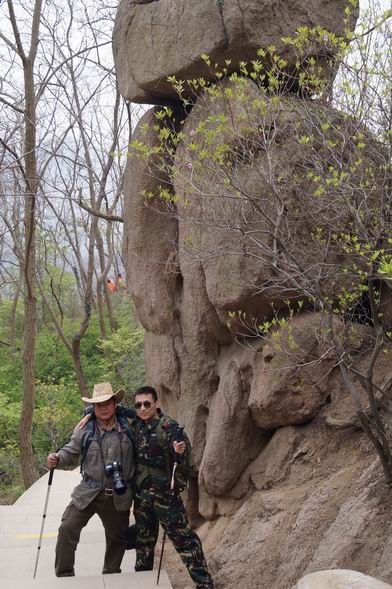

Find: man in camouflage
<box><xmin>130</xmin><ymin>386</ymin><xmax>214</xmax><ymax>589</ymax></box>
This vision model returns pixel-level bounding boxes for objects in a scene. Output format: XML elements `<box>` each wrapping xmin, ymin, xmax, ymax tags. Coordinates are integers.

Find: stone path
<box><xmin>0</xmin><ymin>470</ymin><xmax>172</xmax><ymax>588</ymax></box>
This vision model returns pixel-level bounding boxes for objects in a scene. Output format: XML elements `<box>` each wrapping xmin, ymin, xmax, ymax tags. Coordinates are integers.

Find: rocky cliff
<box><xmin>115</xmin><ymin>2</ymin><xmax>392</xmax><ymax>588</ymax></box>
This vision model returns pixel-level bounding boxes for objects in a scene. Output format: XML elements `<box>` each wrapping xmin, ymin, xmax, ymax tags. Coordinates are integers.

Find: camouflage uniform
<box><xmin>131</xmin><ymin>412</ymin><xmax>214</xmax><ymax>589</ymax></box>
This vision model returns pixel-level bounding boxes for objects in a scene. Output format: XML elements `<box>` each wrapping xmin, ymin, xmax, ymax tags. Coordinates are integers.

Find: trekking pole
<box><xmin>156</xmin><ymin>527</ymin><xmax>167</xmax><ymax>586</ymax></box>
<box><xmin>156</xmin><ymin>427</ymin><xmax>184</xmax><ymax>585</ymax></box>
<box><xmin>33</xmin><ymin>467</ymin><xmax>55</xmax><ymax>579</ymax></box>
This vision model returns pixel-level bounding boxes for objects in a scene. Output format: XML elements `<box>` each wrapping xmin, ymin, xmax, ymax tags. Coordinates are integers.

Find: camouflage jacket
<box><xmin>117</xmin><ymin>407</ymin><xmax>194</xmax><ymax>493</ymax></box>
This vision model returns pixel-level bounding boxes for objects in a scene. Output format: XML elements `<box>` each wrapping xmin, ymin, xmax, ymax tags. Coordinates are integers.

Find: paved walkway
<box><xmin>0</xmin><ymin>470</ymin><xmax>172</xmax><ymax>588</ymax></box>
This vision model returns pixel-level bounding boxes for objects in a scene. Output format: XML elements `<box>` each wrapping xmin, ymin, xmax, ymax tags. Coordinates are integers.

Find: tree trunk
<box><xmin>19</xmin><ymin>59</ymin><xmax>39</xmax><ymax>488</ymax></box>
<box><xmin>96</xmin><ymin>280</ymin><xmax>107</xmax><ymax>339</ymax></box>
<box><xmin>71</xmin><ymin>233</ymin><xmax>95</xmax><ymax>398</ymax></box>
<box><xmin>9</xmin><ymin>275</ymin><xmax>21</xmax><ymax>356</ymax></box>
<box><xmin>95</xmin><ymin>226</ymin><xmax>117</xmax><ymax>332</ymax></box>
<box><xmin>71</xmin><ymin>338</ymin><xmax>89</xmax><ymax>397</ymax></box>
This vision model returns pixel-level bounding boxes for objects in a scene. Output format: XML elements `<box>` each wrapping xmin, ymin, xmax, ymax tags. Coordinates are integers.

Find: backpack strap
<box><xmin>117</xmin><ymin>415</ymin><xmax>135</xmax><ymax>444</ymax></box>
<box><xmin>80</xmin><ymin>420</ymin><xmax>95</xmax><ymax>475</ymax></box>
<box><xmin>118</xmin><ymin>416</ymin><xmax>137</xmax><ymax>478</ymax></box>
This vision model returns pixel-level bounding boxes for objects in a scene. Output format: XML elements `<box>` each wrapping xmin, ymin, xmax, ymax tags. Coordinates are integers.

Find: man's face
<box><xmin>95</xmin><ymin>398</ymin><xmax>116</xmax><ymax>422</ymax></box>
<box><xmin>134</xmin><ymin>393</ymin><xmax>159</xmax><ymax>422</ymax></box>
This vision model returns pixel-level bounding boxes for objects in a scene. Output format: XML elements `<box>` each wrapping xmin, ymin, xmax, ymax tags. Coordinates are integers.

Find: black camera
<box><xmin>105</xmin><ymin>461</ymin><xmax>127</xmax><ymax>495</ymax></box>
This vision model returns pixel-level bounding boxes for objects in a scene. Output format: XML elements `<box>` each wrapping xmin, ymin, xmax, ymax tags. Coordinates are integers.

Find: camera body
<box><xmin>105</xmin><ymin>461</ymin><xmax>127</xmax><ymax>495</ymax></box>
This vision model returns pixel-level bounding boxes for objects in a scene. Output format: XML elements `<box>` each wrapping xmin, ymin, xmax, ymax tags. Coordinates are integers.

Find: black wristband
<box><xmin>116</xmin><ymin>405</ymin><xmax>136</xmax><ymax>418</ymax></box>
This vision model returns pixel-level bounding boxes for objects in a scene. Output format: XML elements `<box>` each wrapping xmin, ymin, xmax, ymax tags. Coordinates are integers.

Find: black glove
<box><xmin>83</xmin><ymin>404</ymin><xmax>95</xmax><ymax>418</ymax></box>
<box><xmin>116</xmin><ymin>405</ymin><xmax>136</xmax><ymax>419</ymax></box>
<box><xmin>172</xmin><ymin>425</ymin><xmax>185</xmax><ymax>462</ymax></box>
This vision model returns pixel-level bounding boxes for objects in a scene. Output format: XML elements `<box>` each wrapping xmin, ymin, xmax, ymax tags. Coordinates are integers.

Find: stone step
<box><xmin>3</xmin><ymin>571</ymin><xmax>172</xmax><ymax>589</ymax></box>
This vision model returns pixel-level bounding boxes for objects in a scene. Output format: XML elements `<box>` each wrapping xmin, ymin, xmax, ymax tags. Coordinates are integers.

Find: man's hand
<box><xmin>173</xmin><ymin>441</ymin><xmax>186</xmax><ymax>455</ymax></box>
<box><xmin>47</xmin><ymin>453</ymin><xmax>60</xmax><ymax>469</ymax></box>
<box><xmin>74</xmin><ymin>414</ymin><xmax>91</xmax><ymax>431</ymax></box>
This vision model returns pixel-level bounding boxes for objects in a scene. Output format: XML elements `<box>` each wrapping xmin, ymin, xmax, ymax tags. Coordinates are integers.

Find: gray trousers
<box><xmin>55</xmin><ymin>492</ymin><xmax>130</xmax><ymax>576</ymax></box>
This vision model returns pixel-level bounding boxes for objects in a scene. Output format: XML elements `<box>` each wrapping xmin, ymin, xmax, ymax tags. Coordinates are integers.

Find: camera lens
<box><xmin>105</xmin><ymin>461</ymin><xmax>127</xmax><ymax>495</ymax></box>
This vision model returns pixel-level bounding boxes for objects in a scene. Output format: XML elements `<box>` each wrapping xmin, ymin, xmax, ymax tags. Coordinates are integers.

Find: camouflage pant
<box><xmin>134</xmin><ymin>488</ymin><xmax>214</xmax><ymax>589</ymax></box>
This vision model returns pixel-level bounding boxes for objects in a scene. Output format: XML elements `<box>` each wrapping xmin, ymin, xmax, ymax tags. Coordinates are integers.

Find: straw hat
<box><xmin>82</xmin><ymin>382</ymin><xmax>125</xmax><ymax>404</ymax></box>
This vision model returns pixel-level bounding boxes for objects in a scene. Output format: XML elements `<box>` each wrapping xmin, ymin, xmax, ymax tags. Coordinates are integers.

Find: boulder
<box><xmin>123</xmin><ymin>106</ymin><xmax>181</xmax><ymax>335</ymax></box>
<box><xmin>199</xmin><ymin>342</ymin><xmax>266</xmax><ymax>496</ymax></box>
<box><xmin>248</xmin><ymin>426</ymin><xmax>300</xmax><ymax>490</ymax></box>
<box><xmin>144</xmin><ymin>331</ymin><xmax>181</xmax><ymax>405</ymax></box>
<box><xmin>298</xmin><ymin>570</ymin><xmax>392</xmax><ymax>589</ymax></box>
<box><xmin>113</xmin><ymin>0</ymin><xmax>358</xmax><ymax>103</ymax></box>
<box><xmin>173</xmin><ymin>79</ymin><xmax>386</xmax><ymax>325</ymax></box>
<box><xmin>174</xmin><ymin>77</ymin><xmax>293</xmax><ymax>324</ymax></box>
<box><xmin>115</xmin><ymin>4</ymin><xmax>392</xmax><ymax>589</ymax></box>
<box><xmin>248</xmin><ymin>313</ymin><xmax>336</xmax><ymax>429</ymax></box>
<box><xmin>301</xmin><ymin>461</ymin><xmax>391</xmax><ymax>576</ymax></box>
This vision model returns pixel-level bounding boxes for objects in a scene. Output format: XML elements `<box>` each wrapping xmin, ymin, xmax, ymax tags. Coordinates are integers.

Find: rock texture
<box><xmin>113</xmin><ymin>0</ymin><xmax>358</xmax><ymax>103</ymax></box>
<box><xmin>164</xmin><ymin>443</ymin><xmax>392</xmax><ymax>589</ymax></box>
<box><xmin>199</xmin><ymin>342</ymin><xmax>265</xmax><ymax>497</ymax></box>
<box><xmin>123</xmin><ymin>106</ymin><xmax>181</xmax><ymax>335</ymax></box>
<box><xmin>248</xmin><ymin>314</ymin><xmax>336</xmax><ymax>429</ymax></box>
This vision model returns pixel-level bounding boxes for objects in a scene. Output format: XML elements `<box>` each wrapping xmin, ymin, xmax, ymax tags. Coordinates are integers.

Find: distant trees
<box><xmin>0</xmin><ymin>0</ymin><xmax>44</xmax><ymax>487</ymax></box>
<box><xmin>0</xmin><ymin>0</ymin><xmax>143</xmax><ymax>487</ymax></box>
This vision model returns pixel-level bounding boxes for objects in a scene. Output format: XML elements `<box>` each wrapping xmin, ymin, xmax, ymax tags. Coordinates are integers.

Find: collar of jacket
<box><xmin>141</xmin><ymin>414</ymin><xmax>163</xmax><ymax>431</ymax></box>
<box><xmin>97</xmin><ymin>417</ymin><xmax>119</xmax><ymax>434</ymax></box>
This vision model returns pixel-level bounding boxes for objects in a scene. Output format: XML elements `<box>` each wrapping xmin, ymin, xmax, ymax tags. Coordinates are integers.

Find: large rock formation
<box><xmin>115</xmin><ymin>2</ymin><xmax>392</xmax><ymax>588</ymax></box>
<box><xmin>113</xmin><ymin>0</ymin><xmax>358</xmax><ymax>103</ymax></box>
<box><xmin>173</xmin><ymin>78</ymin><xmax>385</xmax><ymax>325</ymax></box>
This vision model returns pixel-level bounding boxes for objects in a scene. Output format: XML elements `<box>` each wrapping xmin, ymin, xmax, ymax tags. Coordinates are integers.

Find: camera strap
<box><xmin>82</xmin><ymin>474</ymin><xmax>112</xmax><ymax>491</ymax></box>
<box><xmin>95</xmin><ymin>422</ymin><xmax>125</xmax><ymax>487</ymax></box>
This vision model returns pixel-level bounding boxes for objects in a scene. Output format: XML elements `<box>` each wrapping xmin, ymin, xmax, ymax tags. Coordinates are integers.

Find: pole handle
<box><xmin>48</xmin><ymin>467</ymin><xmax>54</xmax><ymax>485</ymax></box>
<box><xmin>174</xmin><ymin>425</ymin><xmax>184</xmax><ymax>443</ymax></box>
<box><xmin>173</xmin><ymin>425</ymin><xmax>185</xmax><ymax>461</ymax></box>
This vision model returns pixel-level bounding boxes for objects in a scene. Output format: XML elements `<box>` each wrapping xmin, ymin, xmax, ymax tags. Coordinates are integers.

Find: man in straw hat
<box><xmin>47</xmin><ymin>382</ymin><xmax>135</xmax><ymax>577</ymax></box>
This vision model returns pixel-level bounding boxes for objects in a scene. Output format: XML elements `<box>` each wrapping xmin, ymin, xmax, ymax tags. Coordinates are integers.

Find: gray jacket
<box><xmin>57</xmin><ymin>419</ymin><xmax>135</xmax><ymax>511</ymax></box>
